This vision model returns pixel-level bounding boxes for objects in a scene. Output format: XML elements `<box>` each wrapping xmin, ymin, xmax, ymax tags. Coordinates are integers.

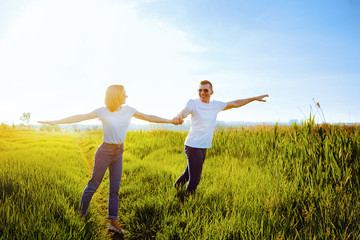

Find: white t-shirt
<box><xmin>95</xmin><ymin>105</ymin><xmax>137</xmax><ymax>144</ymax></box>
<box><xmin>184</xmin><ymin>99</ymin><xmax>227</xmax><ymax>148</ymax></box>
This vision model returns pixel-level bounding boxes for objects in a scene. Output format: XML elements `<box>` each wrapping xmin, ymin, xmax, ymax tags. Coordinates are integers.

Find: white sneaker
<box><xmin>108</xmin><ymin>224</ymin><xmax>126</xmax><ymax>234</ymax></box>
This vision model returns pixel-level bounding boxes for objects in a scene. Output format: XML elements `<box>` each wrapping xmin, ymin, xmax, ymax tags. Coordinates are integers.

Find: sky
<box><xmin>1</xmin><ymin>0</ymin><xmax>359</xmax><ymax>125</ymax></box>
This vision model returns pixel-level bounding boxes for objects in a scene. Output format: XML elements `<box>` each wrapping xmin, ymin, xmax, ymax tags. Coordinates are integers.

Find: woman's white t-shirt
<box><xmin>95</xmin><ymin>105</ymin><xmax>137</xmax><ymax>144</ymax></box>
<box><xmin>184</xmin><ymin>99</ymin><xmax>227</xmax><ymax>149</ymax></box>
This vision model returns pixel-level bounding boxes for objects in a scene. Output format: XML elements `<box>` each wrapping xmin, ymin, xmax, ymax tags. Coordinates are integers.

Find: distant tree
<box><xmin>20</xmin><ymin>112</ymin><xmax>31</xmax><ymax>127</ymax></box>
<box><xmin>40</xmin><ymin>125</ymin><xmax>61</xmax><ymax>132</ymax></box>
<box><xmin>39</xmin><ymin>125</ymin><xmax>47</xmax><ymax>131</ymax></box>
<box><xmin>0</xmin><ymin>123</ymin><xmax>10</xmax><ymax>129</ymax></box>
<box><xmin>73</xmin><ymin>124</ymin><xmax>81</xmax><ymax>133</ymax></box>
<box><xmin>53</xmin><ymin>125</ymin><xmax>61</xmax><ymax>132</ymax></box>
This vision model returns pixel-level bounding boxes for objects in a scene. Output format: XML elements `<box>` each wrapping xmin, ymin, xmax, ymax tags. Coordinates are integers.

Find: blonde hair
<box><xmin>105</xmin><ymin>85</ymin><xmax>126</xmax><ymax>112</ymax></box>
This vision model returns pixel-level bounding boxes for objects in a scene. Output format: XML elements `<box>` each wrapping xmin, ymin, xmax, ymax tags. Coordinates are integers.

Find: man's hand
<box><xmin>255</xmin><ymin>95</ymin><xmax>269</xmax><ymax>102</ymax></box>
<box><xmin>171</xmin><ymin>117</ymin><xmax>184</xmax><ymax>125</ymax></box>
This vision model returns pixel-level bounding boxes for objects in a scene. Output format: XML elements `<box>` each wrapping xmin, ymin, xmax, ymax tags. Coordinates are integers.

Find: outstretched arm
<box><xmin>134</xmin><ymin>111</ymin><xmax>183</xmax><ymax>125</ymax></box>
<box><xmin>172</xmin><ymin>107</ymin><xmax>191</xmax><ymax>123</ymax></box>
<box><xmin>38</xmin><ymin>111</ymin><xmax>98</xmax><ymax>125</ymax></box>
<box><xmin>223</xmin><ymin>94</ymin><xmax>269</xmax><ymax>111</ymax></box>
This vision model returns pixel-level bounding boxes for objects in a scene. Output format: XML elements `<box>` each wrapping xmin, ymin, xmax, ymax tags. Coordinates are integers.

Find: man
<box><xmin>173</xmin><ymin>80</ymin><xmax>268</xmax><ymax>195</ymax></box>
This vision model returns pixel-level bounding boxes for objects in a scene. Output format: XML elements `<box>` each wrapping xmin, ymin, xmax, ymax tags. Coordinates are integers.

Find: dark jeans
<box><xmin>174</xmin><ymin>145</ymin><xmax>207</xmax><ymax>194</ymax></box>
<box><xmin>79</xmin><ymin>142</ymin><xmax>124</xmax><ymax>219</ymax></box>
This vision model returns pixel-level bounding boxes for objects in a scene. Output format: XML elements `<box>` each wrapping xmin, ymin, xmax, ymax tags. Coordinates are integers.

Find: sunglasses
<box><xmin>198</xmin><ymin>89</ymin><xmax>210</xmax><ymax>93</ymax></box>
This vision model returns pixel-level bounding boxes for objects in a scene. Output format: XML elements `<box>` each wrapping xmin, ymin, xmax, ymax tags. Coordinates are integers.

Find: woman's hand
<box><xmin>171</xmin><ymin>117</ymin><xmax>184</xmax><ymax>125</ymax></box>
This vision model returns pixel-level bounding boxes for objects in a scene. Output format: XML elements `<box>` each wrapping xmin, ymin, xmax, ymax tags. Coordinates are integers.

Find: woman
<box><xmin>39</xmin><ymin>85</ymin><xmax>182</xmax><ymax>234</ymax></box>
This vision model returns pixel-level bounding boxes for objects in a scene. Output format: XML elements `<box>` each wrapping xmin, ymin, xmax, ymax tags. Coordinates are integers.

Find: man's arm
<box><xmin>38</xmin><ymin>111</ymin><xmax>98</xmax><ymax>125</ymax></box>
<box><xmin>175</xmin><ymin>108</ymin><xmax>192</xmax><ymax>120</ymax></box>
<box><xmin>134</xmin><ymin>111</ymin><xmax>183</xmax><ymax>125</ymax></box>
<box><xmin>172</xmin><ymin>107</ymin><xmax>192</xmax><ymax>123</ymax></box>
<box><xmin>173</xmin><ymin>107</ymin><xmax>191</xmax><ymax>123</ymax></box>
<box><xmin>223</xmin><ymin>94</ymin><xmax>269</xmax><ymax>111</ymax></box>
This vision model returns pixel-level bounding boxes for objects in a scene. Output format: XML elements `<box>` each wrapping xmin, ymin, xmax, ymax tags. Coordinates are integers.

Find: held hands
<box><xmin>255</xmin><ymin>95</ymin><xmax>269</xmax><ymax>102</ymax></box>
<box><xmin>171</xmin><ymin>117</ymin><xmax>184</xmax><ymax>125</ymax></box>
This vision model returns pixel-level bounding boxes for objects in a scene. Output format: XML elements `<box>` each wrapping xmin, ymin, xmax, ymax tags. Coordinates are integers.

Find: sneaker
<box><xmin>108</xmin><ymin>224</ymin><xmax>126</xmax><ymax>234</ymax></box>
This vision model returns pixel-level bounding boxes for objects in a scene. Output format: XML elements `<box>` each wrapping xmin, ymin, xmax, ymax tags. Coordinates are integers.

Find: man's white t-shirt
<box><xmin>184</xmin><ymin>99</ymin><xmax>227</xmax><ymax>149</ymax></box>
<box><xmin>95</xmin><ymin>105</ymin><xmax>137</xmax><ymax>144</ymax></box>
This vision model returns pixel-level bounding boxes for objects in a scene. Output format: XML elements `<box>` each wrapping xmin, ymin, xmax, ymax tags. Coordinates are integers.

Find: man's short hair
<box><xmin>200</xmin><ymin>80</ymin><xmax>213</xmax><ymax>90</ymax></box>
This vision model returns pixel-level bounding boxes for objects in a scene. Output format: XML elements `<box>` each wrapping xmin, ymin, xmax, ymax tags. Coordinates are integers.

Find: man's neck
<box><xmin>200</xmin><ymin>99</ymin><xmax>210</xmax><ymax>104</ymax></box>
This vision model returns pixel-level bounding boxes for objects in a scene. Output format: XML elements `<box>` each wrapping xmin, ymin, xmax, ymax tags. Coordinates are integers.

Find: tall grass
<box><xmin>0</xmin><ymin>130</ymin><xmax>106</xmax><ymax>239</ymax></box>
<box><xmin>78</xmin><ymin>122</ymin><xmax>360</xmax><ymax>239</ymax></box>
<box><xmin>1</xmin><ymin>121</ymin><xmax>359</xmax><ymax>239</ymax></box>
<box><xmin>211</xmin><ymin>121</ymin><xmax>360</xmax><ymax>239</ymax></box>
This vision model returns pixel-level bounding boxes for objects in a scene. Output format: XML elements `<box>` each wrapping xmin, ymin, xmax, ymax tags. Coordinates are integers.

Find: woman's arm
<box><xmin>38</xmin><ymin>111</ymin><xmax>98</xmax><ymax>125</ymax></box>
<box><xmin>134</xmin><ymin>111</ymin><xmax>182</xmax><ymax>125</ymax></box>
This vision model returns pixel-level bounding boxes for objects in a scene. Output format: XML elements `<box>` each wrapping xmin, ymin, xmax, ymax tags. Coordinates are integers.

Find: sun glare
<box><xmin>0</xmin><ymin>0</ymin><xmax>206</xmax><ymax>124</ymax></box>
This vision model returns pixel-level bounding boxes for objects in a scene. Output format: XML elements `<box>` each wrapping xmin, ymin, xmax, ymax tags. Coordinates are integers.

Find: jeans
<box><xmin>79</xmin><ymin>142</ymin><xmax>124</xmax><ymax>219</ymax></box>
<box><xmin>174</xmin><ymin>145</ymin><xmax>207</xmax><ymax>194</ymax></box>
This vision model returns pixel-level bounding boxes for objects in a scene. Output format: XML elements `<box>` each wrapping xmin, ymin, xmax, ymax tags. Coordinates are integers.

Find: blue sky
<box><xmin>0</xmin><ymin>0</ymin><xmax>359</xmax><ymax>125</ymax></box>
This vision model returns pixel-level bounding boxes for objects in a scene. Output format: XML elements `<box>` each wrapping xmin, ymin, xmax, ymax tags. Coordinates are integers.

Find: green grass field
<box><xmin>1</xmin><ymin>122</ymin><xmax>359</xmax><ymax>239</ymax></box>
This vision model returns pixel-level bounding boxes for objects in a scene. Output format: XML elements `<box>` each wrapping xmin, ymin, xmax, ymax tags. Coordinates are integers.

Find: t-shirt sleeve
<box><xmin>95</xmin><ymin>107</ymin><xmax>107</xmax><ymax>120</ymax></box>
<box><xmin>127</xmin><ymin>106</ymin><xmax>137</xmax><ymax>116</ymax></box>
<box><xmin>185</xmin><ymin>100</ymin><xmax>194</xmax><ymax>112</ymax></box>
<box><xmin>215</xmin><ymin>101</ymin><xmax>227</xmax><ymax>112</ymax></box>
